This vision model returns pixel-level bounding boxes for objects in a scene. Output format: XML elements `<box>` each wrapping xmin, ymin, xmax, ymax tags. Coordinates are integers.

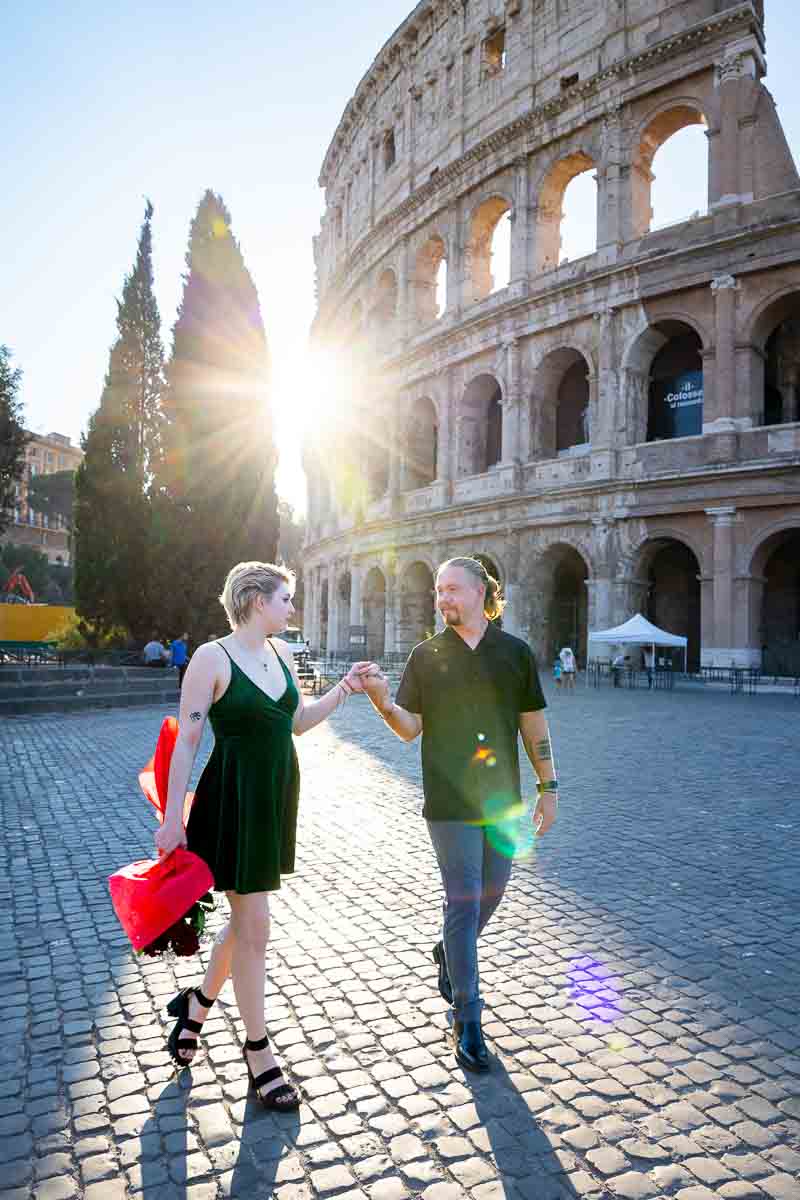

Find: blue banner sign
<box><xmin>648</xmin><ymin>370</ymin><xmax>703</xmax><ymax>440</ymax></box>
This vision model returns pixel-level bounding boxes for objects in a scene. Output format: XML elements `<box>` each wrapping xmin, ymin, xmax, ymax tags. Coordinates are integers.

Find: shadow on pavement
<box><xmin>462</xmin><ymin>1053</ymin><xmax>579</xmax><ymax>1200</ymax></box>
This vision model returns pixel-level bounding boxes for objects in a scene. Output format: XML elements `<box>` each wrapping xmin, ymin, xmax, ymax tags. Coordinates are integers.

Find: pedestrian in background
<box><xmin>143</xmin><ymin>633</ymin><xmax>168</xmax><ymax>668</ymax></box>
<box><xmin>170</xmin><ymin>632</ymin><xmax>189</xmax><ymax>688</ymax></box>
<box><xmin>360</xmin><ymin>557</ymin><xmax>558</xmax><ymax>1074</ymax></box>
<box><xmin>559</xmin><ymin>645</ymin><xmax>576</xmax><ymax>690</ymax></box>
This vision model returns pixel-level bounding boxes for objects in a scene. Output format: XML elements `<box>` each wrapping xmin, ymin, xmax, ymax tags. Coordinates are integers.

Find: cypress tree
<box><xmin>74</xmin><ymin>201</ymin><xmax>166</xmax><ymax>637</ymax></box>
<box><xmin>160</xmin><ymin>191</ymin><xmax>278</xmax><ymax>637</ymax></box>
<box><xmin>0</xmin><ymin>346</ymin><xmax>28</xmax><ymax>538</ymax></box>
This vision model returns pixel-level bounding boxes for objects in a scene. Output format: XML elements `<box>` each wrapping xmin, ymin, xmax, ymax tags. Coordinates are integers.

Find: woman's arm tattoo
<box><xmin>534</xmin><ymin>737</ymin><xmax>552</xmax><ymax>760</ymax></box>
<box><xmin>189</xmin><ymin>711</ymin><xmax>203</xmax><ymax>722</ymax></box>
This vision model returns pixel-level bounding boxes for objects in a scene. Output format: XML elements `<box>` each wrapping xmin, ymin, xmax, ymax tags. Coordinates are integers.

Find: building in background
<box><xmin>3</xmin><ymin>431</ymin><xmax>83</xmax><ymax>565</ymax></box>
<box><xmin>305</xmin><ymin>0</ymin><xmax>800</xmax><ymax>675</ymax></box>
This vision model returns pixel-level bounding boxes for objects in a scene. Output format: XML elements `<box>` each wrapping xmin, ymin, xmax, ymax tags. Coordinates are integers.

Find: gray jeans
<box><xmin>427</xmin><ymin>820</ymin><xmax>514</xmax><ymax>1024</ymax></box>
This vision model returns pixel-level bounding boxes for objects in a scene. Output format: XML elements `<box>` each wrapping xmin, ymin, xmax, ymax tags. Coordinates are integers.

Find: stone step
<box><xmin>2</xmin><ymin>690</ymin><xmax>180</xmax><ymax>717</ymax></box>
<box><xmin>0</xmin><ymin>677</ymin><xmax>179</xmax><ymax>702</ymax></box>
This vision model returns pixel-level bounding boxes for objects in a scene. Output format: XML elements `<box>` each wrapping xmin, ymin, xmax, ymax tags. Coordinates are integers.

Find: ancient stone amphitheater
<box><xmin>304</xmin><ymin>0</ymin><xmax>800</xmax><ymax>674</ymax></box>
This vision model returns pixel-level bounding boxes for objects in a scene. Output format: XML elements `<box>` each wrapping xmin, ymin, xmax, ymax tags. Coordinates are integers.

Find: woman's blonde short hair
<box><xmin>437</xmin><ymin>557</ymin><xmax>506</xmax><ymax>621</ymax></box>
<box><xmin>219</xmin><ymin>561</ymin><xmax>295</xmax><ymax>629</ymax></box>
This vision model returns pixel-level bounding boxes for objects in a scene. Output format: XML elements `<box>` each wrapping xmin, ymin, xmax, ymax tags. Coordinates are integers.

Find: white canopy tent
<box><xmin>588</xmin><ymin>613</ymin><xmax>688</xmax><ymax>673</ymax></box>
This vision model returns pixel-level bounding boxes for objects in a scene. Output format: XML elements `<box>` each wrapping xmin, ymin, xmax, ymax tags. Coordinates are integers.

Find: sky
<box><xmin>3</xmin><ymin>1</ymin><xmax>799</xmax><ymax>516</ymax></box>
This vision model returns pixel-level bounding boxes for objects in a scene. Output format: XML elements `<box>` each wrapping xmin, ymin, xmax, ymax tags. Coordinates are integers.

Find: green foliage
<box><xmin>43</xmin><ymin>609</ymin><xmax>128</xmax><ymax>650</ymax></box>
<box><xmin>74</xmin><ymin>202</ymin><xmax>166</xmax><ymax>639</ymax></box>
<box><xmin>0</xmin><ymin>346</ymin><xmax>28</xmax><ymax>538</ymax></box>
<box><xmin>157</xmin><ymin>190</ymin><xmax>279</xmax><ymax>640</ymax></box>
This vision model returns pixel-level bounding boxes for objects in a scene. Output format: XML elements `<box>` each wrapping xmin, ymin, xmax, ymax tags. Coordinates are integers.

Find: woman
<box><xmin>154</xmin><ymin>561</ymin><xmax>370</xmax><ymax>1111</ymax></box>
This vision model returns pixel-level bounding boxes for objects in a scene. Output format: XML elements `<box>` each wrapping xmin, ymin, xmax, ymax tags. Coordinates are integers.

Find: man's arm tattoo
<box><xmin>189</xmin><ymin>711</ymin><xmax>203</xmax><ymax>722</ymax></box>
<box><xmin>534</xmin><ymin>737</ymin><xmax>552</xmax><ymax>761</ymax></box>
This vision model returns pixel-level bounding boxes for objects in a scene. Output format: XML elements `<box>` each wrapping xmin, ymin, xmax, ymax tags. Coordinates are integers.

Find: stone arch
<box><xmin>746</xmin><ymin>288</ymin><xmax>800</xmax><ymax>426</ymax></box>
<box><xmin>631</xmin><ymin>101</ymin><xmax>708</xmax><ymax>237</ymax></box>
<box><xmin>414</xmin><ymin>234</ymin><xmax>447</xmax><ymax>324</ymax></box>
<box><xmin>466</xmin><ymin>194</ymin><xmax>512</xmax><ymax>302</ymax></box>
<box><xmin>403</xmin><ymin>396</ymin><xmax>438</xmax><ymax>491</ymax></box>
<box><xmin>524</xmin><ymin>542</ymin><xmax>591</xmax><ymax>666</ymax></box>
<box><xmin>632</xmin><ymin>535</ymin><xmax>702</xmax><ymax>671</ymax></box>
<box><xmin>374</xmin><ymin>268</ymin><xmax>398</xmax><ymax>323</ymax></box>
<box><xmin>458</xmin><ymin>373</ymin><xmax>503</xmax><ymax>475</ymax></box>
<box><xmin>622</xmin><ymin>318</ymin><xmax>707</xmax><ymax>446</ymax></box>
<box><xmin>530</xmin><ymin>346</ymin><xmax>595</xmax><ymax>460</ymax></box>
<box><xmin>396</xmin><ymin>560</ymin><xmax>435</xmax><ymax>654</ymax></box>
<box><xmin>535</xmin><ymin>151</ymin><xmax>597</xmax><ymax>271</ymax></box>
<box><xmin>363</xmin><ymin>566</ymin><xmax>386</xmax><ymax>659</ymax></box>
<box><xmin>747</xmin><ymin>525</ymin><xmax>800</xmax><ymax>675</ymax></box>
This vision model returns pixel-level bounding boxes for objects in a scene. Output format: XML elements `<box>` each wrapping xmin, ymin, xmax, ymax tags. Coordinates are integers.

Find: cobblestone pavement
<box><xmin>1</xmin><ymin>682</ymin><xmax>799</xmax><ymax>1200</ymax></box>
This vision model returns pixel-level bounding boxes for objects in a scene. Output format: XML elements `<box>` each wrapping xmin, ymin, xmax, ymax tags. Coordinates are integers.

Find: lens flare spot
<box><xmin>471</xmin><ymin>746</ymin><xmax>494</xmax><ymax>764</ymax></box>
<box><xmin>486</xmin><ymin>755</ymin><xmax>497</xmax><ymax>768</ymax></box>
<box><xmin>477</xmin><ymin>732</ymin><xmax>486</xmax><ymax>742</ymax></box>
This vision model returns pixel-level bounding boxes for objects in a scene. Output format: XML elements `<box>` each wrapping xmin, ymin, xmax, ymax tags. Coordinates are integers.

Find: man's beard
<box><xmin>442</xmin><ymin>610</ymin><xmax>461</xmax><ymax>626</ymax></box>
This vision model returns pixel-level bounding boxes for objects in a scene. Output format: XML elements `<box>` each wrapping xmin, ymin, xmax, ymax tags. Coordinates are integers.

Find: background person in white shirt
<box><xmin>559</xmin><ymin>646</ymin><xmax>576</xmax><ymax>689</ymax></box>
<box><xmin>143</xmin><ymin>634</ymin><xmax>168</xmax><ymax>667</ymax></box>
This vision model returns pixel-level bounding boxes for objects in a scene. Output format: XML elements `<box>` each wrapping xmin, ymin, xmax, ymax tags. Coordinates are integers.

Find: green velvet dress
<box><xmin>186</xmin><ymin>642</ymin><xmax>300</xmax><ymax>894</ymax></box>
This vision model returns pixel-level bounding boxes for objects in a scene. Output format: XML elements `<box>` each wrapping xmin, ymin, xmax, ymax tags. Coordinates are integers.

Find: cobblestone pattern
<box><xmin>1</xmin><ymin>683</ymin><xmax>798</xmax><ymax>1199</ymax></box>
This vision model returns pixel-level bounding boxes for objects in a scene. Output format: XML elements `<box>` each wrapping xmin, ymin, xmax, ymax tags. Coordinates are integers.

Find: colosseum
<box><xmin>304</xmin><ymin>0</ymin><xmax>800</xmax><ymax>675</ymax></box>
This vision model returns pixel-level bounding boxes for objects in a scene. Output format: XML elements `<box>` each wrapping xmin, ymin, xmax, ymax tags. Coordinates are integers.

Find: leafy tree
<box><xmin>0</xmin><ymin>346</ymin><xmax>28</xmax><ymax>537</ymax></box>
<box><xmin>74</xmin><ymin>202</ymin><xmax>166</xmax><ymax>638</ymax></box>
<box><xmin>158</xmin><ymin>191</ymin><xmax>278</xmax><ymax>639</ymax></box>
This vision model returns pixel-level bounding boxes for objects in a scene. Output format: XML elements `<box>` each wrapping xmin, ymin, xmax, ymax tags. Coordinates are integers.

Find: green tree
<box><xmin>74</xmin><ymin>202</ymin><xmax>166</xmax><ymax>638</ymax></box>
<box><xmin>159</xmin><ymin>191</ymin><xmax>278</xmax><ymax>639</ymax></box>
<box><xmin>0</xmin><ymin>346</ymin><xmax>28</xmax><ymax>538</ymax></box>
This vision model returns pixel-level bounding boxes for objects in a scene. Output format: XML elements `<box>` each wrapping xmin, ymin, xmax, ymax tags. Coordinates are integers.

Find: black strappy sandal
<box><xmin>242</xmin><ymin>1035</ymin><xmax>300</xmax><ymax>1111</ymax></box>
<box><xmin>166</xmin><ymin>987</ymin><xmax>215</xmax><ymax>1066</ymax></box>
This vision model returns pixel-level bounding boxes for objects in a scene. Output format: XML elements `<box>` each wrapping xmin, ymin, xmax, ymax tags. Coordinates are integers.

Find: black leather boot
<box><xmin>432</xmin><ymin>941</ymin><xmax>453</xmax><ymax>1004</ymax></box>
<box><xmin>452</xmin><ymin>1020</ymin><xmax>489</xmax><ymax>1073</ymax></box>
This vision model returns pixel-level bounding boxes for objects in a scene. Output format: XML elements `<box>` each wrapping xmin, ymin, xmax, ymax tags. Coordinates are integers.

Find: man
<box><xmin>143</xmin><ymin>634</ymin><xmax>167</xmax><ymax>668</ymax></box>
<box><xmin>361</xmin><ymin>557</ymin><xmax>558</xmax><ymax>1073</ymax></box>
<box><xmin>170</xmin><ymin>632</ymin><xmax>189</xmax><ymax>687</ymax></box>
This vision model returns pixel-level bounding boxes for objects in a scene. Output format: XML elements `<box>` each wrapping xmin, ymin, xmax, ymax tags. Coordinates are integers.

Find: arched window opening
<box><xmin>469</xmin><ymin>197</ymin><xmax>511</xmax><ymax>302</ymax></box>
<box><xmin>415</xmin><ymin>237</ymin><xmax>447</xmax><ymax>324</ymax></box>
<box><xmin>531</xmin><ymin>347</ymin><xmax>592</xmax><ymax>460</ymax></box>
<box><xmin>384</xmin><ymin>129</ymin><xmax>396</xmax><ymax>172</ymax></box>
<box><xmin>643</xmin><ymin>539</ymin><xmax>701</xmax><ymax>672</ymax></box>
<box><xmin>374</xmin><ymin>269</ymin><xmax>398</xmax><ymax>324</ymax></box>
<box><xmin>459</xmin><ymin>375</ymin><xmax>503</xmax><ymax>475</ymax></box>
<box><xmin>559</xmin><ymin>170</ymin><xmax>598</xmax><ymax>263</ymax></box>
<box><xmin>435</xmin><ymin>257</ymin><xmax>448</xmax><ymax>319</ymax></box>
<box><xmin>556</xmin><ymin>360</ymin><xmax>590</xmax><ymax>452</ymax></box>
<box><xmin>759</xmin><ymin>531</ymin><xmax>800</xmax><ymax>675</ymax></box>
<box><xmin>538</xmin><ymin>545</ymin><xmax>588</xmax><ymax>666</ymax></box>
<box><xmin>764</xmin><ymin>315</ymin><xmax>800</xmax><ymax>426</ymax></box>
<box><xmin>404</xmin><ymin>397</ymin><xmax>438</xmax><ymax>491</ymax></box>
<box><xmin>646</xmin><ymin>324</ymin><xmax>704</xmax><ymax>441</ymax></box>
<box><xmin>634</xmin><ymin>108</ymin><xmax>708</xmax><ymax>237</ymax></box>
<box><xmin>536</xmin><ymin>152</ymin><xmax>595</xmax><ymax>273</ymax></box>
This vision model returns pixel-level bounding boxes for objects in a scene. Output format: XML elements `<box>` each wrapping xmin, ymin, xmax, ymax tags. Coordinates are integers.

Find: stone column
<box><xmin>501</xmin><ymin>339</ymin><xmax>521</xmax><ymax>465</ymax></box>
<box><xmin>710</xmin><ymin>47</ymin><xmax>762</xmax><ymax>209</ymax></box>
<box><xmin>510</xmin><ymin>156</ymin><xmax>531</xmax><ymax>284</ymax></box>
<box><xmin>705</xmin><ymin>506</ymin><xmax>738</xmax><ymax>665</ymax></box>
<box><xmin>305</xmin><ymin>568</ymin><xmax>317</xmax><ymax>651</ymax></box>
<box><xmin>349</xmin><ymin>562</ymin><xmax>363</xmax><ymax>630</ymax></box>
<box><xmin>384</xmin><ymin>564</ymin><xmax>397</xmax><ymax>653</ymax></box>
<box><xmin>594</xmin><ymin>308</ymin><xmax>616</xmax><ymax>449</ymax></box>
<box><xmin>707</xmin><ymin>274</ymin><xmax>743</xmax><ymax>432</ymax></box>
<box><xmin>397</xmin><ymin>236</ymin><xmax>410</xmax><ymax>342</ymax></box>
<box><xmin>436</xmin><ymin>373</ymin><xmax>453</xmax><ymax>486</ymax></box>
<box><xmin>327</xmin><ymin>561</ymin><xmax>339</xmax><ymax>656</ymax></box>
<box><xmin>596</xmin><ymin>104</ymin><xmax>625</xmax><ymax>258</ymax></box>
<box><xmin>387</xmin><ymin>399</ymin><xmax>402</xmax><ymax>501</ymax></box>
<box><xmin>446</xmin><ymin>203</ymin><xmax>463</xmax><ymax>316</ymax></box>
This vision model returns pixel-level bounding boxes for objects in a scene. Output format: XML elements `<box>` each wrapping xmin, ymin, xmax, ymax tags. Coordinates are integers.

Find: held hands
<box><xmin>154</xmin><ymin>819</ymin><xmax>187</xmax><ymax>858</ymax></box>
<box><xmin>359</xmin><ymin>665</ymin><xmax>391</xmax><ymax>711</ymax></box>
<box><xmin>342</xmin><ymin>661</ymin><xmax>378</xmax><ymax>693</ymax></box>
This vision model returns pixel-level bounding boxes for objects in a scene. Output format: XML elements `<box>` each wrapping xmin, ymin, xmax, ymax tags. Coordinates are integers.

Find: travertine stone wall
<box><xmin>305</xmin><ymin>0</ymin><xmax>800</xmax><ymax>672</ymax></box>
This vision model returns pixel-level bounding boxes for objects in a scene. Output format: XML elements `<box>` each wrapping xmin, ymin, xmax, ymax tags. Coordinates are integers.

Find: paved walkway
<box><xmin>1</xmin><ymin>683</ymin><xmax>798</xmax><ymax>1200</ymax></box>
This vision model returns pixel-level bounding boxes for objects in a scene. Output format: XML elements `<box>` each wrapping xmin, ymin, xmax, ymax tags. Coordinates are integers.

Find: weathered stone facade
<box><xmin>305</xmin><ymin>0</ymin><xmax>800</xmax><ymax>673</ymax></box>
